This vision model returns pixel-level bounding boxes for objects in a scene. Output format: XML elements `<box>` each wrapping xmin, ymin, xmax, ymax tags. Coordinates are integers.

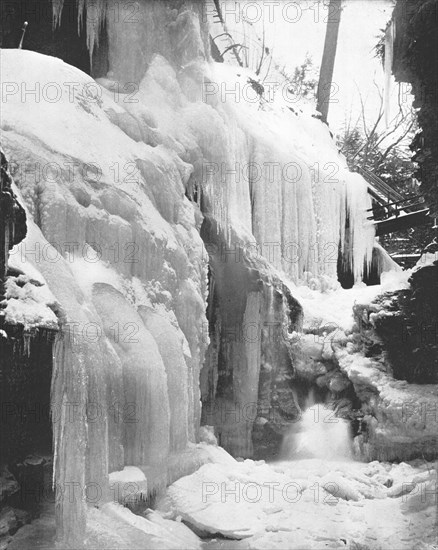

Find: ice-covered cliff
<box><xmin>0</xmin><ymin>0</ymin><xmax>383</xmax><ymax>545</ymax></box>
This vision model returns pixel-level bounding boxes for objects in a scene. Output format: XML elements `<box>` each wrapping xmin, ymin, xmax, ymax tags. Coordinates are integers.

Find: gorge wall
<box><xmin>392</xmin><ymin>0</ymin><xmax>438</xmax><ymax>218</ymax></box>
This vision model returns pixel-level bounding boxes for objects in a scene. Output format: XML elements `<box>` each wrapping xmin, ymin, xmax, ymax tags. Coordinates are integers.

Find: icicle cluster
<box><xmin>197</xmin><ymin>64</ymin><xmax>375</xmax><ymax>286</ymax></box>
<box><xmin>52</xmin><ymin>0</ymin><xmax>108</xmax><ymax>59</ymax></box>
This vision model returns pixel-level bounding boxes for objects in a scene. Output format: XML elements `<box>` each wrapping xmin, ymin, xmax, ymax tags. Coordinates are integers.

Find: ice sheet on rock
<box><xmin>373</xmin><ymin>241</ymin><xmax>403</xmax><ymax>273</ymax></box>
<box><xmin>112</xmin><ymin>53</ymin><xmax>376</xmax><ymax>286</ymax></box>
<box><xmin>1</xmin><ymin>49</ymin><xmax>377</xmax><ymax>300</ymax></box>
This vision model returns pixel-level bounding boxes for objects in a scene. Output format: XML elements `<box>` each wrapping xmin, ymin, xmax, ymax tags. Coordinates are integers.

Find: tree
<box><xmin>340</xmin><ymin>82</ymin><xmax>417</xmax><ymax>174</ymax></box>
<box><xmin>209</xmin><ymin>3</ymin><xmax>320</xmax><ymax>107</ymax></box>
<box><xmin>316</xmin><ymin>0</ymin><xmax>343</xmax><ymax>123</ymax></box>
<box><xmin>338</xmin><ymin>85</ymin><xmax>435</xmax><ymax>258</ymax></box>
<box><xmin>277</xmin><ymin>54</ymin><xmax>318</xmax><ymax>102</ymax></box>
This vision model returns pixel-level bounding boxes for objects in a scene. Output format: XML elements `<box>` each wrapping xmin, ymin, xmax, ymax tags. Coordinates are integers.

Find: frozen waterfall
<box><xmin>0</xmin><ymin>1</ymin><xmax>389</xmax><ymax>547</ymax></box>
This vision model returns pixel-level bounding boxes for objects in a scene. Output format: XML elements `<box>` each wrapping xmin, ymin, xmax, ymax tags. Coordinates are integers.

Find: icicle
<box><xmin>384</xmin><ymin>21</ymin><xmax>394</xmax><ymax>127</ymax></box>
<box><xmin>23</xmin><ymin>331</ymin><xmax>31</xmax><ymax>356</ymax></box>
<box><xmin>51</xmin><ymin>0</ymin><xmax>64</xmax><ymax>28</ymax></box>
<box><xmin>345</xmin><ymin>173</ymin><xmax>375</xmax><ymax>282</ymax></box>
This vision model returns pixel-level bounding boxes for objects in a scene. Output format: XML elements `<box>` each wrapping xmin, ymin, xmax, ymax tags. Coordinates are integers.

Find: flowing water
<box><xmin>281</xmin><ymin>391</ymin><xmax>352</xmax><ymax>460</ymax></box>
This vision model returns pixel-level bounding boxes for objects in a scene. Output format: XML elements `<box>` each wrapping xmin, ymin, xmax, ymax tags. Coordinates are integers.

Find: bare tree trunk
<box><xmin>213</xmin><ymin>0</ymin><xmax>244</xmax><ymax>67</ymax></box>
<box><xmin>316</xmin><ymin>0</ymin><xmax>343</xmax><ymax>124</ymax></box>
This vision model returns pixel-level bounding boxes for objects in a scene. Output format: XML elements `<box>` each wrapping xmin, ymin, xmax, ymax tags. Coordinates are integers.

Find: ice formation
<box><xmin>52</xmin><ymin>0</ymin><xmax>377</xmax><ymax>285</ymax></box>
<box><xmin>0</xmin><ymin>1</ymin><xmax>422</xmax><ymax>547</ymax></box>
<box><xmin>192</xmin><ymin>62</ymin><xmax>376</xmax><ymax>284</ymax></box>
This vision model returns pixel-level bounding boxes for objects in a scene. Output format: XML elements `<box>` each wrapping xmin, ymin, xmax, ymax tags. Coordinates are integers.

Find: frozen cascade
<box><xmin>190</xmin><ymin>63</ymin><xmax>376</xmax><ymax>285</ymax></box>
<box><xmin>0</xmin><ymin>2</ymin><xmax>389</xmax><ymax>546</ymax></box>
<box><xmin>54</xmin><ymin>0</ymin><xmax>375</xmax><ymax>286</ymax></box>
<box><xmin>281</xmin><ymin>390</ymin><xmax>353</xmax><ymax>460</ymax></box>
<box><xmin>84</xmin><ymin>0</ymin><xmax>375</xmax><ymax>285</ymax></box>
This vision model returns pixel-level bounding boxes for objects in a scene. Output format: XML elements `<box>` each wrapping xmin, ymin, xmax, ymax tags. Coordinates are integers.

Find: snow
<box><xmin>108</xmin><ymin>466</ymin><xmax>148</xmax><ymax>505</ymax></box>
<box><xmin>3</xmin><ymin>276</ymin><xmax>58</xmax><ymax>330</ymax></box>
<box><xmin>163</xmin><ymin>448</ymin><xmax>437</xmax><ymax>549</ymax></box>
<box><xmin>1</xmin><ymin>51</ymin><xmax>178</xmax><ymax>248</ymax></box>
<box><xmin>415</xmin><ymin>252</ymin><xmax>438</xmax><ymax>270</ymax></box>
<box><xmin>89</xmin><ymin>502</ymin><xmax>201</xmax><ymax>550</ymax></box>
<box><xmin>109</xmin><ymin>466</ymin><xmax>147</xmax><ymax>484</ymax></box>
<box><xmin>3</xmin><ymin>221</ymin><xmax>59</xmax><ymax>330</ymax></box>
<box><xmin>289</xmin><ymin>268</ymin><xmax>411</xmax><ymax>333</ymax></box>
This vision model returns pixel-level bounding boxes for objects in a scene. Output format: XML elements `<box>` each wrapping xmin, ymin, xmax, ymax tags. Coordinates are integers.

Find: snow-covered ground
<box><xmin>154</xmin><ymin>444</ymin><xmax>437</xmax><ymax>550</ymax></box>
<box><xmin>291</xmin><ymin>269</ymin><xmax>411</xmax><ymax>334</ymax></box>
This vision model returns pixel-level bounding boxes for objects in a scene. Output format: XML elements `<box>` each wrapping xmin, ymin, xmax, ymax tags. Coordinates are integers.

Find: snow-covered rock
<box><xmin>87</xmin><ymin>503</ymin><xmax>201</xmax><ymax>549</ymax></box>
<box><xmin>337</xmin><ymin>348</ymin><xmax>438</xmax><ymax>461</ymax></box>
